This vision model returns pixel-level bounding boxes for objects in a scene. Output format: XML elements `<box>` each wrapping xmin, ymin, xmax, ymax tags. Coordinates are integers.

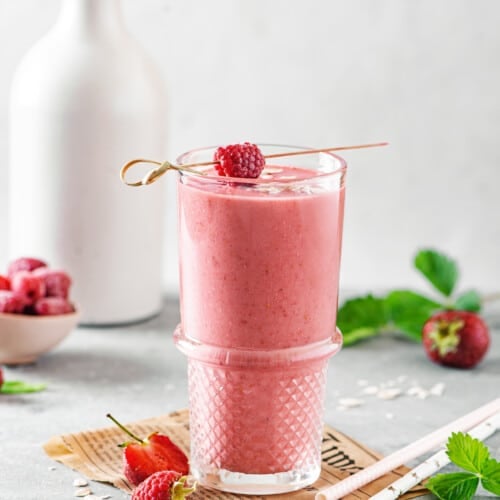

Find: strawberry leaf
<box><xmin>337</xmin><ymin>295</ymin><xmax>388</xmax><ymax>346</ymax></box>
<box><xmin>481</xmin><ymin>458</ymin><xmax>500</xmax><ymax>495</ymax></box>
<box><xmin>414</xmin><ymin>249</ymin><xmax>458</xmax><ymax>297</ymax></box>
<box><xmin>446</xmin><ymin>432</ymin><xmax>490</xmax><ymax>474</ymax></box>
<box><xmin>0</xmin><ymin>380</ymin><xmax>47</xmax><ymax>394</ymax></box>
<box><xmin>454</xmin><ymin>290</ymin><xmax>482</xmax><ymax>313</ymax></box>
<box><xmin>384</xmin><ymin>290</ymin><xmax>442</xmax><ymax>341</ymax></box>
<box><xmin>426</xmin><ymin>472</ymin><xmax>479</xmax><ymax>500</ymax></box>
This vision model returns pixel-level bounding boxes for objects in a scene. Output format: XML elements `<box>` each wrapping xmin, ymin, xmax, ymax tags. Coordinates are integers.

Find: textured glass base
<box><xmin>192</xmin><ymin>463</ymin><xmax>321</xmax><ymax>495</ymax></box>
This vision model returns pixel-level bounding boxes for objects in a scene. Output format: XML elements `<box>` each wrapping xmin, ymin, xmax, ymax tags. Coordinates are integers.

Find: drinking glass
<box><xmin>174</xmin><ymin>145</ymin><xmax>346</xmax><ymax>494</ymax></box>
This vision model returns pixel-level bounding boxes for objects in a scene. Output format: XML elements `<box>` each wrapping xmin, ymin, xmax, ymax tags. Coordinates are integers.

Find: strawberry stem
<box><xmin>106</xmin><ymin>413</ymin><xmax>144</xmax><ymax>444</ymax></box>
<box><xmin>171</xmin><ymin>476</ymin><xmax>197</xmax><ymax>499</ymax></box>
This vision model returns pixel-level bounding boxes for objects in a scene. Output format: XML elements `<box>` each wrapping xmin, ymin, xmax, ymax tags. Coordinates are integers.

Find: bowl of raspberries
<box><xmin>0</xmin><ymin>257</ymin><xmax>79</xmax><ymax>365</ymax></box>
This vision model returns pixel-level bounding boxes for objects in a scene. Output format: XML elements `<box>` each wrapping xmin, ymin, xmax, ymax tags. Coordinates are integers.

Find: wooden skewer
<box><xmin>120</xmin><ymin>141</ymin><xmax>388</xmax><ymax>187</ymax></box>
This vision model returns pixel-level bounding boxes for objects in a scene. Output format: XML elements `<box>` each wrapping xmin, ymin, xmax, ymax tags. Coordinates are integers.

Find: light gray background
<box><xmin>0</xmin><ymin>0</ymin><xmax>499</xmax><ymax>296</ymax></box>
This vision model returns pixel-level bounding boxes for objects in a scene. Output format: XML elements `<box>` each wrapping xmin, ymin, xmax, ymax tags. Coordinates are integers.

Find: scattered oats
<box><xmin>429</xmin><ymin>382</ymin><xmax>446</xmax><ymax>396</ymax></box>
<box><xmin>362</xmin><ymin>385</ymin><xmax>379</xmax><ymax>395</ymax></box>
<box><xmin>397</xmin><ymin>375</ymin><xmax>408</xmax><ymax>383</ymax></box>
<box><xmin>408</xmin><ymin>386</ymin><xmax>429</xmax><ymax>399</ymax></box>
<box><xmin>357</xmin><ymin>379</ymin><xmax>368</xmax><ymax>387</ymax></box>
<box><xmin>73</xmin><ymin>478</ymin><xmax>88</xmax><ymax>487</ymax></box>
<box><xmin>100</xmin><ymin>496</ymin><xmax>111</xmax><ymax>499</ymax></box>
<box><xmin>48</xmin><ymin>466</ymin><xmax>57</xmax><ymax>471</ymax></box>
<box><xmin>385</xmin><ymin>412</ymin><xmax>394</xmax><ymax>420</ymax></box>
<box><xmin>407</xmin><ymin>386</ymin><xmax>422</xmax><ymax>396</ymax></box>
<box><xmin>74</xmin><ymin>488</ymin><xmax>92</xmax><ymax>497</ymax></box>
<box><xmin>338</xmin><ymin>398</ymin><xmax>364</xmax><ymax>408</ymax></box>
<box><xmin>377</xmin><ymin>388</ymin><xmax>402</xmax><ymax>400</ymax></box>
<box><xmin>416</xmin><ymin>389</ymin><xmax>429</xmax><ymax>400</ymax></box>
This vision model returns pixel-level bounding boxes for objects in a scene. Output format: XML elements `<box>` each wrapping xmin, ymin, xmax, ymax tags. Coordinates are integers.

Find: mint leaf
<box><xmin>446</xmin><ymin>432</ymin><xmax>490</xmax><ymax>474</ymax></box>
<box><xmin>0</xmin><ymin>381</ymin><xmax>47</xmax><ymax>394</ymax></box>
<box><xmin>384</xmin><ymin>290</ymin><xmax>442</xmax><ymax>341</ymax></box>
<box><xmin>454</xmin><ymin>290</ymin><xmax>482</xmax><ymax>313</ymax></box>
<box><xmin>337</xmin><ymin>295</ymin><xmax>388</xmax><ymax>346</ymax></box>
<box><xmin>415</xmin><ymin>249</ymin><xmax>459</xmax><ymax>297</ymax></box>
<box><xmin>426</xmin><ymin>472</ymin><xmax>479</xmax><ymax>500</ymax></box>
<box><xmin>481</xmin><ymin>458</ymin><xmax>500</xmax><ymax>495</ymax></box>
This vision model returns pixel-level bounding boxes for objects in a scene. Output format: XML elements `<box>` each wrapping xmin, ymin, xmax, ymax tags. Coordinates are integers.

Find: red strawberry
<box><xmin>131</xmin><ymin>471</ymin><xmax>195</xmax><ymax>500</ymax></box>
<box><xmin>0</xmin><ymin>367</ymin><xmax>4</xmax><ymax>390</ymax></box>
<box><xmin>0</xmin><ymin>275</ymin><xmax>10</xmax><ymax>291</ymax></box>
<box><xmin>107</xmin><ymin>414</ymin><xmax>189</xmax><ymax>486</ymax></box>
<box><xmin>214</xmin><ymin>142</ymin><xmax>265</xmax><ymax>178</ymax></box>
<box><xmin>422</xmin><ymin>310</ymin><xmax>490</xmax><ymax>369</ymax></box>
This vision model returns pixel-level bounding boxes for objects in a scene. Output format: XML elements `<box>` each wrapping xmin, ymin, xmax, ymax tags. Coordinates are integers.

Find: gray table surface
<box><xmin>1</xmin><ymin>297</ymin><xmax>499</xmax><ymax>500</ymax></box>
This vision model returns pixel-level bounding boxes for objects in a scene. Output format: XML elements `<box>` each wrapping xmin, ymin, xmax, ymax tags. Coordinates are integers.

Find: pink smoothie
<box><xmin>178</xmin><ymin>164</ymin><xmax>345</xmax><ymax>478</ymax></box>
<box><xmin>179</xmin><ymin>165</ymin><xmax>345</xmax><ymax>349</ymax></box>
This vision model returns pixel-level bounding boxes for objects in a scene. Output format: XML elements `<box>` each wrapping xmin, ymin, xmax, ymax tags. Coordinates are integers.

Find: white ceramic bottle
<box><xmin>9</xmin><ymin>0</ymin><xmax>166</xmax><ymax>325</ymax></box>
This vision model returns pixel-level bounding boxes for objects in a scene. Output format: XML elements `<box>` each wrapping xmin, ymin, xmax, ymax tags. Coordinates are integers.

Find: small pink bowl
<box><xmin>0</xmin><ymin>310</ymin><xmax>79</xmax><ymax>365</ymax></box>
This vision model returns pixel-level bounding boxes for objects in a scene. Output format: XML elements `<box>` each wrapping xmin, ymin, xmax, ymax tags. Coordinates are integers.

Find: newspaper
<box><xmin>44</xmin><ymin>409</ymin><xmax>426</xmax><ymax>499</ymax></box>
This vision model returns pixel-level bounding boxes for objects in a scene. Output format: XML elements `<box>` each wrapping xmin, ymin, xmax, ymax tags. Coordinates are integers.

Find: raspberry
<box><xmin>0</xmin><ymin>275</ymin><xmax>10</xmax><ymax>291</ymax></box>
<box><xmin>0</xmin><ymin>290</ymin><xmax>26</xmax><ymax>314</ymax></box>
<box><xmin>131</xmin><ymin>471</ymin><xmax>195</xmax><ymax>500</ymax></box>
<box><xmin>34</xmin><ymin>297</ymin><xmax>74</xmax><ymax>316</ymax></box>
<box><xmin>10</xmin><ymin>271</ymin><xmax>46</xmax><ymax>305</ymax></box>
<box><xmin>33</xmin><ymin>268</ymin><xmax>72</xmax><ymax>299</ymax></box>
<box><xmin>7</xmin><ymin>257</ymin><xmax>47</xmax><ymax>278</ymax></box>
<box><xmin>214</xmin><ymin>142</ymin><xmax>265</xmax><ymax>178</ymax></box>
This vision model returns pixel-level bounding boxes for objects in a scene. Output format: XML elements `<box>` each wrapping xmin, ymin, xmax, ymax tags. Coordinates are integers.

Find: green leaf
<box><xmin>426</xmin><ymin>472</ymin><xmax>479</xmax><ymax>500</ymax></box>
<box><xmin>414</xmin><ymin>249</ymin><xmax>459</xmax><ymax>297</ymax></box>
<box><xmin>481</xmin><ymin>458</ymin><xmax>500</xmax><ymax>495</ymax></box>
<box><xmin>384</xmin><ymin>290</ymin><xmax>442</xmax><ymax>341</ymax></box>
<box><xmin>0</xmin><ymin>380</ymin><xmax>47</xmax><ymax>394</ymax></box>
<box><xmin>337</xmin><ymin>295</ymin><xmax>388</xmax><ymax>346</ymax></box>
<box><xmin>454</xmin><ymin>290</ymin><xmax>482</xmax><ymax>313</ymax></box>
<box><xmin>446</xmin><ymin>432</ymin><xmax>490</xmax><ymax>474</ymax></box>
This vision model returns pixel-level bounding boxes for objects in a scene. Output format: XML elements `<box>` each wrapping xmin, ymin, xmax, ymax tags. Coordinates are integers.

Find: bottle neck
<box><xmin>55</xmin><ymin>0</ymin><xmax>125</xmax><ymax>38</ymax></box>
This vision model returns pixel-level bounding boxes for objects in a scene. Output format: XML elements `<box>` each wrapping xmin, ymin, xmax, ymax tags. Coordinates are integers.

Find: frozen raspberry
<box><xmin>10</xmin><ymin>271</ymin><xmax>46</xmax><ymax>305</ymax></box>
<box><xmin>0</xmin><ymin>290</ymin><xmax>26</xmax><ymax>314</ymax></box>
<box><xmin>7</xmin><ymin>257</ymin><xmax>47</xmax><ymax>278</ymax></box>
<box><xmin>214</xmin><ymin>142</ymin><xmax>265</xmax><ymax>178</ymax></box>
<box><xmin>34</xmin><ymin>297</ymin><xmax>74</xmax><ymax>316</ymax></box>
<box><xmin>33</xmin><ymin>268</ymin><xmax>72</xmax><ymax>299</ymax></box>
<box><xmin>0</xmin><ymin>275</ymin><xmax>10</xmax><ymax>291</ymax></box>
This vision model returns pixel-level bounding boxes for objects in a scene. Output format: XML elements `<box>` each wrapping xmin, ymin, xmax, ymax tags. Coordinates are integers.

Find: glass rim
<box><xmin>174</xmin><ymin>324</ymin><xmax>342</xmax><ymax>368</ymax></box>
<box><xmin>175</xmin><ymin>143</ymin><xmax>347</xmax><ymax>185</ymax></box>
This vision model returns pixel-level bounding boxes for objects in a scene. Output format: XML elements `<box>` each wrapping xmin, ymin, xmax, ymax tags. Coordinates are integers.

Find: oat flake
<box><xmin>74</xmin><ymin>487</ymin><xmax>92</xmax><ymax>497</ymax></box>
<box><xmin>338</xmin><ymin>398</ymin><xmax>364</xmax><ymax>408</ymax></box>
